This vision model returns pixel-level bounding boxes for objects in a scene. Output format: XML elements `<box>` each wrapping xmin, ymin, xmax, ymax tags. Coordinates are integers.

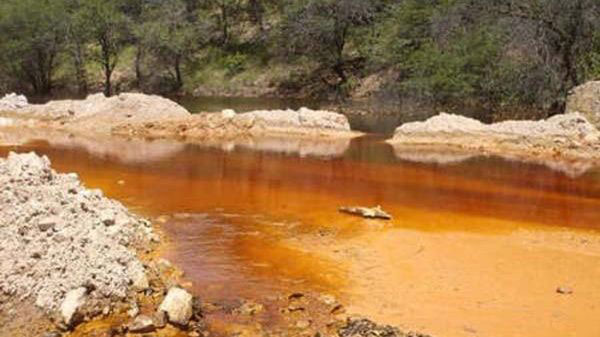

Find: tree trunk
<box><xmin>249</xmin><ymin>0</ymin><xmax>264</xmax><ymax>30</ymax></box>
<box><xmin>104</xmin><ymin>65</ymin><xmax>113</xmax><ymax>97</ymax></box>
<box><xmin>73</xmin><ymin>42</ymin><xmax>88</xmax><ymax>96</ymax></box>
<box><xmin>135</xmin><ymin>44</ymin><xmax>143</xmax><ymax>89</ymax></box>
<box><xmin>174</xmin><ymin>55</ymin><xmax>183</xmax><ymax>90</ymax></box>
<box><xmin>221</xmin><ymin>3</ymin><xmax>229</xmax><ymax>45</ymax></box>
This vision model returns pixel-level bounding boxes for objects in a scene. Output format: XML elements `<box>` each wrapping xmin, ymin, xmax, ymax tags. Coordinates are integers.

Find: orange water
<box><xmin>3</xmin><ymin>136</ymin><xmax>600</xmax><ymax>336</ymax></box>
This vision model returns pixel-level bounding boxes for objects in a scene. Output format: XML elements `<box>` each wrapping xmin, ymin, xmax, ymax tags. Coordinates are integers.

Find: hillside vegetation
<box><xmin>1</xmin><ymin>0</ymin><xmax>599</xmax><ymax>120</ymax></box>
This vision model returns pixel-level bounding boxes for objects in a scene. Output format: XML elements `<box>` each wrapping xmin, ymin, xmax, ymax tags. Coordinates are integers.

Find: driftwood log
<box><xmin>339</xmin><ymin>205</ymin><xmax>392</xmax><ymax>220</ymax></box>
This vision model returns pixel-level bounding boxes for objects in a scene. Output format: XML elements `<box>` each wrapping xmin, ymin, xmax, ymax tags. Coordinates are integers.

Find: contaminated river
<box><xmin>2</xmin><ymin>134</ymin><xmax>600</xmax><ymax>337</ymax></box>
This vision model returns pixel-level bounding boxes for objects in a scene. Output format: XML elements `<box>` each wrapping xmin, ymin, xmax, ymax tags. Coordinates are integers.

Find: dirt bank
<box><xmin>0</xmin><ymin>93</ymin><xmax>361</xmax><ymax>144</ymax></box>
<box><xmin>388</xmin><ymin>112</ymin><xmax>600</xmax><ymax>163</ymax></box>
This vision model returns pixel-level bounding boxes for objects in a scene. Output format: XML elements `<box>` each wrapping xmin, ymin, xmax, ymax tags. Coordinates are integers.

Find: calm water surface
<box><xmin>3</xmin><ymin>136</ymin><xmax>600</xmax><ymax>300</ymax></box>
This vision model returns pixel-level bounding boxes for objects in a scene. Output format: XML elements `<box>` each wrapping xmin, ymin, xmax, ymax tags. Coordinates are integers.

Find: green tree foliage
<box><xmin>488</xmin><ymin>0</ymin><xmax>600</xmax><ymax>107</ymax></box>
<box><xmin>137</xmin><ymin>0</ymin><xmax>203</xmax><ymax>90</ymax></box>
<box><xmin>0</xmin><ymin>0</ymin><xmax>67</xmax><ymax>94</ymax></box>
<box><xmin>280</xmin><ymin>0</ymin><xmax>380</xmax><ymax>93</ymax></box>
<box><xmin>0</xmin><ymin>0</ymin><xmax>599</xmax><ymax>117</ymax></box>
<box><xmin>74</xmin><ymin>0</ymin><xmax>130</xmax><ymax>96</ymax></box>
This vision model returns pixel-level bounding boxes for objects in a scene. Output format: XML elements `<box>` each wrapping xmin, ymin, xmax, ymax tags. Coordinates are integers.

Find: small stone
<box><xmin>159</xmin><ymin>287</ymin><xmax>194</xmax><ymax>326</ymax></box>
<box><xmin>131</xmin><ymin>269</ymin><xmax>149</xmax><ymax>291</ymax></box>
<box><xmin>236</xmin><ymin>300</ymin><xmax>264</xmax><ymax>316</ymax></box>
<box><xmin>99</xmin><ymin>209</ymin><xmax>115</xmax><ymax>226</ymax></box>
<box><xmin>127</xmin><ymin>302</ymin><xmax>140</xmax><ymax>318</ymax></box>
<box><xmin>128</xmin><ymin>315</ymin><xmax>156</xmax><ymax>333</ymax></box>
<box><xmin>102</xmin><ymin>306</ymin><xmax>110</xmax><ymax>316</ymax></box>
<box><xmin>318</xmin><ymin>294</ymin><xmax>337</xmax><ymax>306</ymax></box>
<box><xmin>117</xmin><ymin>180</ymin><xmax>125</xmax><ymax>185</ymax></box>
<box><xmin>296</xmin><ymin>320</ymin><xmax>311</xmax><ymax>329</ymax></box>
<box><xmin>222</xmin><ymin>109</ymin><xmax>236</xmax><ymax>119</ymax></box>
<box><xmin>38</xmin><ymin>216</ymin><xmax>60</xmax><ymax>232</ymax></box>
<box><xmin>557</xmin><ymin>286</ymin><xmax>573</xmax><ymax>295</ymax></box>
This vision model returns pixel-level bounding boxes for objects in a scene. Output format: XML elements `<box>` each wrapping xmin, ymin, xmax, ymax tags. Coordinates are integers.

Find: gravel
<box><xmin>0</xmin><ymin>152</ymin><xmax>153</xmax><ymax>314</ymax></box>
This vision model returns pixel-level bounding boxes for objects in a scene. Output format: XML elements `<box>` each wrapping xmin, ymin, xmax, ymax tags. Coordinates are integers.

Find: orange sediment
<box><xmin>3</xmin><ymin>136</ymin><xmax>600</xmax><ymax>337</ymax></box>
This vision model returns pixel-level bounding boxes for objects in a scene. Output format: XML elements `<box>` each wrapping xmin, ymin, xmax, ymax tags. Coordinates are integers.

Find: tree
<box><xmin>65</xmin><ymin>0</ymin><xmax>92</xmax><ymax>95</ymax></box>
<box><xmin>280</xmin><ymin>0</ymin><xmax>380</xmax><ymax>94</ymax></box>
<box><xmin>138</xmin><ymin>0</ymin><xmax>203</xmax><ymax>90</ymax></box>
<box><xmin>486</xmin><ymin>0</ymin><xmax>600</xmax><ymax>107</ymax></box>
<box><xmin>198</xmin><ymin>0</ymin><xmax>245</xmax><ymax>46</ymax></box>
<box><xmin>0</xmin><ymin>0</ymin><xmax>67</xmax><ymax>95</ymax></box>
<box><xmin>76</xmin><ymin>0</ymin><xmax>130</xmax><ymax>96</ymax></box>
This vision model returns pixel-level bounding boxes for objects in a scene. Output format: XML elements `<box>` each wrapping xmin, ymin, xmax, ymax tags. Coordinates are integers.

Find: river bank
<box><xmin>3</xmin><ymin>81</ymin><xmax>600</xmax><ymax>167</ymax></box>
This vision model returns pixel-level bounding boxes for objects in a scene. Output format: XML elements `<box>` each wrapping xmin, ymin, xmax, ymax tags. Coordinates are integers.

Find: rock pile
<box><xmin>0</xmin><ymin>93</ymin><xmax>28</xmax><ymax>111</ymax></box>
<box><xmin>566</xmin><ymin>81</ymin><xmax>600</xmax><ymax>130</ymax></box>
<box><xmin>17</xmin><ymin>93</ymin><xmax>190</xmax><ymax>134</ymax></box>
<box><xmin>113</xmin><ymin>106</ymin><xmax>358</xmax><ymax>141</ymax></box>
<box><xmin>0</xmin><ymin>92</ymin><xmax>359</xmax><ymax>140</ymax></box>
<box><xmin>0</xmin><ymin>152</ymin><xmax>153</xmax><ymax>318</ymax></box>
<box><xmin>389</xmin><ymin>112</ymin><xmax>600</xmax><ymax>161</ymax></box>
<box><xmin>339</xmin><ymin>317</ymin><xmax>432</xmax><ymax>337</ymax></box>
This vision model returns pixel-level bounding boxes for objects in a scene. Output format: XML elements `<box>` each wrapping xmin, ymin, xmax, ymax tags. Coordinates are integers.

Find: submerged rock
<box><xmin>339</xmin><ymin>206</ymin><xmax>392</xmax><ymax>220</ymax></box>
<box><xmin>159</xmin><ymin>287</ymin><xmax>194</xmax><ymax>326</ymax></box>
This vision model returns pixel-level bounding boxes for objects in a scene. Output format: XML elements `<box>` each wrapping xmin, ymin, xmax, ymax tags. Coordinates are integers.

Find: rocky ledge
<box><xmin>388</xmin><ymin>112</ymin><xmax>600</xmax><ymax>162</ymax></box>
<box><xmin>112</xmin><ymin>106</ymin><xmax>358</xmax><ymax>141</ymax></box>
<box><xmin>0</xmin><ymin>93</ymin><xmax>360</xmax><ymax>141</ymax></box>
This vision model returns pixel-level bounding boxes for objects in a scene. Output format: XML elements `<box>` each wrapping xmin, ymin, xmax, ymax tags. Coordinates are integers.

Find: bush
<box><xmin>221</xmin><ymin>53</ymin><xmax>248</xmax><ymax>77</ymax></box>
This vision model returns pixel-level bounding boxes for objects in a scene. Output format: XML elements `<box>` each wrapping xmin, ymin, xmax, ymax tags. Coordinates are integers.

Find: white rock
<box><xmin>0</xmin><ymin>93</ymin><xmax>28</xmax><ymax>111</ymax></box>
<box><xmin>60</xmin><ymin>287</ymin><xmax>87</xmax><ymax>325</ymax></box>
<box><xmin>130</xmin><ymin>268</ymin><xmax>149</xmax><ymax>291</ymax></box>
<box><xmin>158</xmin><ymin>287</ymin><xmax>193</xmax><ymax>326</ymax></box>
<box><xmin>221</xmin><ymin>109</ymin><xmax>236</xmax><ymax>118</ymax></box>
<box><xmin>566</xmin><ymin>81</ymin><xmax>600</xmax><ymax>130</ymax></box>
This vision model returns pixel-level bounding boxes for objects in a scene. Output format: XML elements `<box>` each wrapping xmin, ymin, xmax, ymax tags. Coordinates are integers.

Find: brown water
<box><xmin>3</xmin><ymin>135</ymin><xmax>600</xmax><ymax>337</ymax></box>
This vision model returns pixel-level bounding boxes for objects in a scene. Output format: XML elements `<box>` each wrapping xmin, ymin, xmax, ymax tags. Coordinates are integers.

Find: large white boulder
<box><xmin>566</xmin><ymin>81</ymin><xmax>600</xmax><ymax>130</ymax></box>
